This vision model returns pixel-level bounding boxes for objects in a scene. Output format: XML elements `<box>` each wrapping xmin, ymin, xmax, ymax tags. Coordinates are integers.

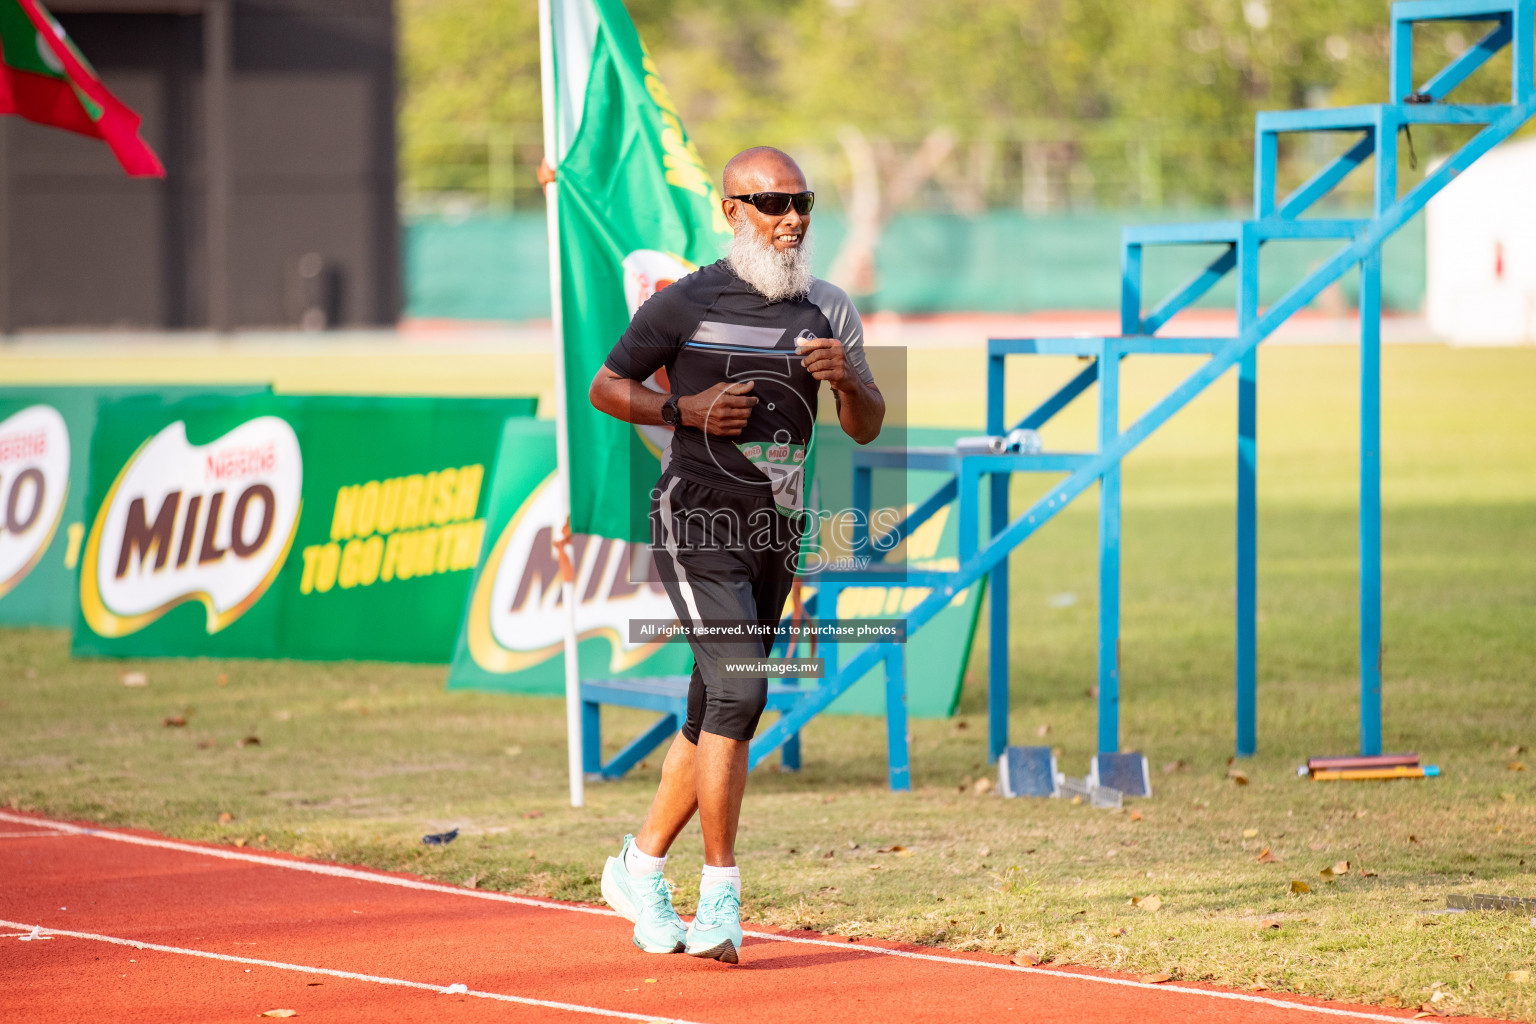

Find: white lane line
<box><xmin>0</xmin><ymin>812</ymin><xmax>1413</xmax><ymax>1023</ymax></box>
<box><xmin>0</xmin><ymin>918</ymin><xmax>708</xmax><ymax>1024</ymax></box>
<box><xmin>0</xmin><ymin>830</ymin><xmax>75</xmax><ymax>838</ymax></box>
<box><xmin>0</xmin><ymin>811</ymin><xmax>616</xmax><ymax>917</ymax></box>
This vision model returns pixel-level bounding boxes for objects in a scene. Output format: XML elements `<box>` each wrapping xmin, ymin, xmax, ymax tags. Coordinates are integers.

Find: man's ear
<box><xmin>721</xmin><ymin>198</ymin><xmax>743</xmax><ymax>228</ymax></box>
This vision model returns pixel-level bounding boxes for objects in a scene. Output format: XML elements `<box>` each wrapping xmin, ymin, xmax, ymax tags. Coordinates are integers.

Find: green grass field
<box><xmin>2</xmin><ymin>341</ymin><xmax>1534</xmax><ymax>1019</ymax></box>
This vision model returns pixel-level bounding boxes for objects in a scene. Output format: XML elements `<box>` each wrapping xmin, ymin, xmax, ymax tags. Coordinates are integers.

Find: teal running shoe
<box><xmin>685</xmin><ymin>883</ymin><xmax>742</xmax><ymax>964</ymax></box>
<box><xmin>600</xmin><ymin>835</ymin><xmax>685</xmax><ymax>954</ymax></box>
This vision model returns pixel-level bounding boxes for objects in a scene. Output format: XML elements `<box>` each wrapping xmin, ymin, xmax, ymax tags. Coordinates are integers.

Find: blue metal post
<box><xmin>1359</xmin><ymin>251</ymin><xmax>1384</xmax><ymax>758</ymax></box>
<box><xmin>988</xmin><ymin>464</ymin><xmax>1009</xmax><ymax>762</ymax></box>
<box><xmin>1235</xmin><ymin>224</ymin><xmax>1259</xmax><ymax>758</ymax></box>
<box><xmin>1121</xmin><ymin>241</ymin><xmax>1143</xmax><ymax>335</ymax></box>
<box><xmin>1517</xmin><ymin>2</ymin><xmax>1535</xmax><ymax>103</ymax></box>
<box><xmin>986</xmin><ymin>351</ymin><xmax>1006</xmax><ymax>435</ymax></box>
<box><xmin>885</xmin><ymin>644</ymin><xmax>911</xmax><ymax>791</ymax></box>
<box><xmin>1390</xmin><ymin>14</ymin><xmax>1415</xmax><ymax>101</ymax></box>
<box><xmin>1097</xmin><ymin>339</ymin><xmax>1121</xmax><ymax>754</ymax></box>
<box><xmin>1254</xmin><ymin>130</ymin><xmax>1278</xmax><ymax>218</ymax></box>
<box><xmin>782</xmin><ymin>729</ymin><xmax>801</xmax><ymax>772</ymax></box>
<box><xmin>582</xmin><ymin>700</ymin><xmax>602</xmax><ymax>774</ymax></box>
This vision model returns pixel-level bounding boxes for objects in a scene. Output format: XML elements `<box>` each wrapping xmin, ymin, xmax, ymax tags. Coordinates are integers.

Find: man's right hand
<box><xmin>679</xmin><ymin>380</ymin><xmax>757</xmax><ymax>436</ymax></box>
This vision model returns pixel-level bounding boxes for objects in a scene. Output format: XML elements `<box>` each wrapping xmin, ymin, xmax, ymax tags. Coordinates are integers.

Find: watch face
<box><xmin>662</xmin><ymin>398</ymin><xmax>680</xmax><ymax>426</ymax></box>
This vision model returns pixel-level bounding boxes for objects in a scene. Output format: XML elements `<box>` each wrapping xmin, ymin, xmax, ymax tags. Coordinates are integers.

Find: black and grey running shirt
<box><xmin>603</xmin><ymin>260</ymin><xmax>875</xmax><ymax>504</ymax></box>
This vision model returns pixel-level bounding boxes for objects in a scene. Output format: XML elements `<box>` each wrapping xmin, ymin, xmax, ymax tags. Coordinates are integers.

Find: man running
<box><xmin>588</xmin><ymin>146</ymin><xmax>884</xmax><ymax>963</ymax></box>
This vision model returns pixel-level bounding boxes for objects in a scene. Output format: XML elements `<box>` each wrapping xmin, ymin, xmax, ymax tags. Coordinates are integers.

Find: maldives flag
<box><xmin>0</xmin><ymin>0</ymin><xmax>163</xmax><ymax>177</ymax></box>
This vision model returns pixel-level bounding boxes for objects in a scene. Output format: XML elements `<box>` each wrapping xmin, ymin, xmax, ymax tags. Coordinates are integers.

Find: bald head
<box><xmin>722</xmin><ymin>146</ymin><xmax>804</xmax><ymax>197</ymax></box>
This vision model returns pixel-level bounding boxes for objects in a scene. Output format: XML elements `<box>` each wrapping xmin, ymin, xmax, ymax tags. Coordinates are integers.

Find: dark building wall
<box><xmin>4</xmin><ymin>0</ymin><xmax>397</xmax><ymax>329</ymax></box>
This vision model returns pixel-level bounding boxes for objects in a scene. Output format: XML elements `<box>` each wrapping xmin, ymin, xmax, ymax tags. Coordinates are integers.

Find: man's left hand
<box><xmin>797</xmin><ymin>337</ymin><xmax>857</xmax><ymax>391</ymax></box>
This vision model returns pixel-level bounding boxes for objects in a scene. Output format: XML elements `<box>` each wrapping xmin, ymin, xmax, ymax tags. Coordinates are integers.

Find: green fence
<box><xmin>404</xmin><ymin>210</ymin><xmax>1426</xmax><ymax>321</ymax></box>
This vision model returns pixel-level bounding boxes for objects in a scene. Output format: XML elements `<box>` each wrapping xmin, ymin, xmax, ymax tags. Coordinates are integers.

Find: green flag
<box><xmin>544</xmin><ymin>0</ymin><xmax>732</xmax><ymax>542</ymax></box>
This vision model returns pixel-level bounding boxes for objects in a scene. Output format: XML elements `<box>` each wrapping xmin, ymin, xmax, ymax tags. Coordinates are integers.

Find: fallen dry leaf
<box><xmin>1257</xmin><ymin>847</ymin><xmax>1282</xmax><ymax>863</ymax></box>
<box><xmin>233</xmin><ymin>838</ymin><xmax>246</xmax><ymax>848</ymax></box>
<box><xmin>1128</xmin><ymin>809</ymin><xmax>1144</xmax><ymax>822</ymax></box>
<box><xmin>1408</xmin><ymin>834</ymin><xmax>1419</xmax><ymax>843</ymax></box>
<box><xmin>972</xmin><ymin>777</ymin><xmax>994</xmax><ymax>795</ymax></box>
<box><xmin>1320</xmin><ymin>860</ymin><xmax>1350</xmax><ymax>878</ymax></box>
<box><xmin>1106</xmin><ymin>927</ymin><xmax>1127</xmax><ymax>936</ymax></box>
<box><xmin>1162</xmin><ymin>759</ymin><xmax>1187</xmax><ymax>774</ymax></box>
<box><xmin>1508</xmin><ymin>762</ymin><xmax>1528</xmax><ymax>772</ymax></box>
<box><xmin>239</xmin><ymin>736</ymin><xmax>261</xmax><ymax>747</ymax></box>
<box><xmin>1308</xmin><ymin>842</ymin><xmax>1328</xmax><ymax>852</ymax></box>
<box><xmin>1011</xmin><ymin>952</ymin><xmax>1040</xmax><ymax>966</ymax></box>
<box><xmin>1290</xmin><ymin>880</ymin><xmax>1312</xmax><ymax>894</ymax></box>
<box><xmin>1138</xmin><ymin>895</ymin><xmax>1162</xmax><ymax>913</ymax></box>
<box><xmin>822</xmin><ymin>850</ymin><xmax>834</xmax><ymax>859</ymax></box>
<box><xmin>197</xmin><ymin>740</ymin><xmax>216</xmax><ymax>749</ymax></box>
<box><xmin>1139</xmin><ymin>973</ymin><xmax>1172</xmax><ymax>985</ymax></box>
<box><xmin>121</xmin><ymin>671</ymin><xmax>148</xmax><ymax>688</ymax></box>
<box><xmin>846</xmin><ymin>840</ymin><xmax>860</xmax><ymax>850</ymax></box>
<box><xmin>462</xmin><ymin>875</ymin><xmax>478</xmax><ymax>890</ymax></box>
<box><xmin>1360</xmin><ymin>868</ymin><xmax>1378</xmax><ymax>877</ymax></box>
<box><xmin>1414</xmin><ymin>1002</ymin><xmax>1447</xmax><ymax>1017</ymax></box>
<box><xmin>1507</xmin><ymin>970</ymin><xmax>1531</xmax><ymax>983</ymax></box>
<box><xmin>954</xmin><ymin>720</ymin><xmax>969</xmax><ymax>730</ymax></box>
<box><xmin>978</xmin><ymin>845</ymin><xmax>991</xmax><ymax>857</ymax></box>
<box><xmin>218</xmin><ymin>812</ymin><xmax>235</xmax><ymax>824</ymax></box>
<box><xmin>1035</xmin><ymin>724</ymin><xmax>1050</xmax><ymax>737</ymax></box>
<box><xmin>876</xmin><ymin>844</ymin><xmax>907</xmax><ymax>854</ymax></box>
<box><xmin>1242</xmin><ymin>828</ymin><xmax>1258</xmax><ymax>839</ymax></box>
<box><xmin>1228</xmin><ymin>769</ymin><xmax>1249</xmax><ymax>785</ymax></box>
<box><xmin>522</xmin><ymin>810</ymin><xmax>544</xmax><ymax>819</ymax></box>
<box><xmin>1248</xmin><ymin>983</ymin><xmax>1269</xmax><ymax>992</ymax></box>
<box><xmin>1511</xmin><ymin>744</ymin><xmax>1529</xmax><ymax>756</ymax></box>
<box><xmin>163</xmin><ymin>715</ymin><xmax>187</xmax><ymax>727</ymax></box>
<box><xmin>259</xmin><ymin>1012</ymin><xmax>297</xmax><ymax>1019</ymax></box>
<box><xmin>216</xmin><ymin>673</ymin><xmax>229</xmax><ymax>686</ymax></box>
<box><xmin>1500</xmin><ymin>792</ymin><xmax>1517</xmax><ymax>802</ymax></box>
<box><xmin>1258</xmin><ymin>917</ymin><xmax>1281</xmax><ymax>929</ymax></box>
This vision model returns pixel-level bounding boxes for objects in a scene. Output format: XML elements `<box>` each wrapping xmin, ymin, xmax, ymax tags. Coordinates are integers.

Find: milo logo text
<box><xmin>81</xmin><ymin>417</ymin><xmax>302</xmax><ymax>636</ymax></box>
<box><xmin>740</xmin><ymin>444</ymin><xmax>763</xmax><ymax>461</ymax></box>
<box><xmin>0</xmin><ymin>405</ymin><xmax>70</xmax><ymax>599</ymax></box>
<box><xmin>766</xmin><ymin>443</ymin><xmax>790</xmax><ymax>463</ymax></box>
<box><xmin>467</xmin><ymin>474</ymin><xmax>676</xmax><ymax>674</ymax></box>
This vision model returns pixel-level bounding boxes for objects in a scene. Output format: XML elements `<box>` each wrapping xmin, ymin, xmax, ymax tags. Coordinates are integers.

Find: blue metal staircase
<box><xmin>738</xmin><ymin>0</ymin><xmax>1536</xmax><ymax>790</ymax></box>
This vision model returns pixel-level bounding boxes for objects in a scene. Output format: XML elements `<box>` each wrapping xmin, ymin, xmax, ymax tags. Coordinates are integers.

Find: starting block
<box><xmin>997</xmin><ymin>745</ymin><xmax>1059</xmax><ymax>797</ymax></box>
<box><xmin>1091</xmin><ymin>752</ymin><xmax>1152</xmax><ymax>798</ymax></box>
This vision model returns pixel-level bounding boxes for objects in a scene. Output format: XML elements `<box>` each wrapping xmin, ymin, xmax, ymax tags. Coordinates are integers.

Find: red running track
<box><xmin>0</xmin><ymin>811</ymin><xmax>1500</xmax><ymax>1024</ymax></box>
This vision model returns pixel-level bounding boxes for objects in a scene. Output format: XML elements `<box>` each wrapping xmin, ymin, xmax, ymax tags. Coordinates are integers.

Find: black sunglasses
<box><xmin>726</xmin><ymin>191</ymin><xmax>815</xmax><ymax>216</ymax></box>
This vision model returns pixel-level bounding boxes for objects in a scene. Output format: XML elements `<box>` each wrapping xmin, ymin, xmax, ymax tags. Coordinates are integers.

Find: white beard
<box><xmin>727</xmin><ymin>228</ymin><xmax>814</xmax><ymax>302</ymax></box>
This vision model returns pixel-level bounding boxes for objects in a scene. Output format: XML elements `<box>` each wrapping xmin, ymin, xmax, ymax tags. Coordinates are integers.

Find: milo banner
<box><xmin>448</xmin><ymin>421</ymin><xmax>981</xmax><ymax>720</ymax></box>
<box><xmin>446</xmin><ymin>418</ymin><xmax>691</xmax><ymax>692</ymax></box>
<box><xmin>72</xmin><ymin>393</ymin><xmax>535</xmax><ymax>662</ymax></box>
<box><xmin>0</xmin><ymin>385</ymin><xmax>268</xmax><ymax>628</ymax></box>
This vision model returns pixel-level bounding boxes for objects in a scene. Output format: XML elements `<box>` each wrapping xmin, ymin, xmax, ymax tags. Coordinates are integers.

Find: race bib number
<box><xmin>735</xmin><ymin>439</ymin><xmax>807</xmax><ymax>516</ymax></box>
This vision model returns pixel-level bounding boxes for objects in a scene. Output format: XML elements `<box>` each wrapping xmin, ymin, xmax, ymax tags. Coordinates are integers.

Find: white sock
<box><xmin>700</xmin><ymin>863</ymin><xmax>741</xmax><ymax>896</ymax></box>
<box><xmin>624</xmin><ymin>840</ymin><xmax>666</xmax><ymax>877</ymax></box>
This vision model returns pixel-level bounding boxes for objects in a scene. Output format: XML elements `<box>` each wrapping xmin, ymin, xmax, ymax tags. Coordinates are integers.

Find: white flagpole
<box><xmin>539</xmin><ymin>0</ymin><xmax>584</xmax><ymax>809</ymax></box>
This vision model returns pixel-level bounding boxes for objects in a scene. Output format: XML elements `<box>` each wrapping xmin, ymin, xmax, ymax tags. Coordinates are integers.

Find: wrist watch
<box><xmin>660</xmin><ymin>394</ymin><xmax>682</xmax><ymax>427</ymax></box>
